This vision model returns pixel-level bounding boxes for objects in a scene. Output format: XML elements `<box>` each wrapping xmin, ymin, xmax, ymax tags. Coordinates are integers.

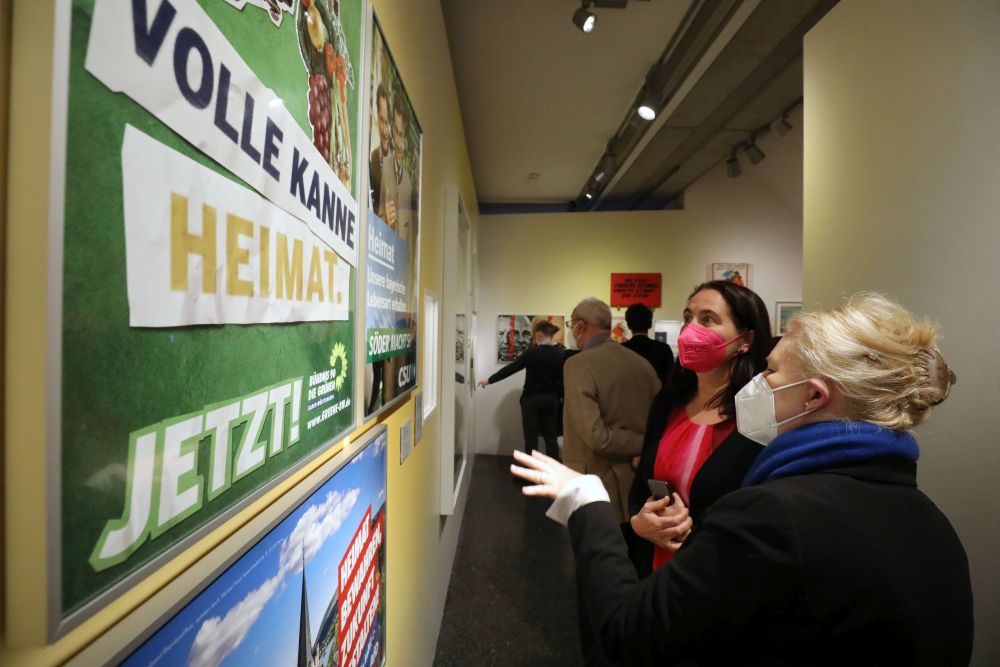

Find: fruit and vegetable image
<box><xmin>297</xmin><ymin>0</ymin><xmax>354</xmax><ymax>188</ymax></box>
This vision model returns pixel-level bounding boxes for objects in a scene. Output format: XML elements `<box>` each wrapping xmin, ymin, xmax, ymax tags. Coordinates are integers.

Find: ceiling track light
<box><xmin>637</xmin><ymin>87</ymin><xmax>658</xmax><ymax>120</ymax></box>
<box><xmin>745</xmin><ymin>141</ymin><xmax>765</xmax><ymax>165</ymax></box>
<box><xmin>774</xmin><ymin>114</ymin><xmax>793</xmax><ymax>136</ymax></box>
<box><xmin>572</xmin><ymin>2</ymin><xmax>596</xmax><ymax>33</ymax></box>
<box><xmin>595</xmin><ymin>154</ymin><xmax>615</xmax><ymax>182</ymax></box>
<box><xmin>726</xmin><ymin>152</ymin><xmax>741</xmax><ymax>178</ymax></box>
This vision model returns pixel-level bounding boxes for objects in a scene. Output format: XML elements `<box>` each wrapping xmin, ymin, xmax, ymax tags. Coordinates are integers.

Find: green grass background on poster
<box><xmin>60</xmin><ymin>0</ymin><xmax>364</xmax><ymax>616</ymax></box>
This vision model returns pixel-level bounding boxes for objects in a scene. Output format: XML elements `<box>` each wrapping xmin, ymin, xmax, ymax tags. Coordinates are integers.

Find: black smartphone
<box><xmin>647</xmin><ymin>479</ymin><xmax>676</xmax><ymax>504</ymax></box>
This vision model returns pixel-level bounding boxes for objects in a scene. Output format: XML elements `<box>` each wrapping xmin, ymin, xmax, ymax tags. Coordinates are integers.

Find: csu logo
<box><xmin>398</xmin><ymin>363</ymin><xmax>416</xmax><ymax>386</ymax></box>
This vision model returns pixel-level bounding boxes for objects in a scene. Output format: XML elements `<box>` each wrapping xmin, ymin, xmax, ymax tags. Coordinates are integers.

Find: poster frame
<box><xmin>73</xmin><ymin>424</ymin><xmax>388</xmax><ymax>667</ymax></box>
<box><xmin>41</xmin><ymin>0</ymin><xmax>367</xmax><ymax>640</ymax></box>
<box><xmin>360</xmin><ymin>5</ymin><xmax>424</xmax><ymax>423</ymax></box>
<box><xmin>774</xmin><ymin>301</ymin><xmax>803</xmax><ymax>335</ymax></box>
<box><xmin>709</xmin><ymin>262</ymin><xmax>752</xmax><ymax>287</ymax></box>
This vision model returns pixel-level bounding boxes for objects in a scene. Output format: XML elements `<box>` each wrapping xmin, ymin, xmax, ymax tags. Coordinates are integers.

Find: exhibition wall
<box><xmin>803</xmin><ymin>2</ymin><xmax>1000</xmax><ymax>663</ymax></box>
<box><xmin>474</xmin><ymin>111</ymin><xmax>804</xmax><ymax>455</ymax></box>
<box><xmin>1</xmin><ymin>0</ymin><xmax>477</xmax><ymax>665</ymax></box>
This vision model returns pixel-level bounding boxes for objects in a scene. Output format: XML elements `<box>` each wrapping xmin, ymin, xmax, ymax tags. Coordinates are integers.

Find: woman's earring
<box><xmin>739</xmin><ymin>345</ymin><xmax>749</xmax><ymax>353</ymax></box>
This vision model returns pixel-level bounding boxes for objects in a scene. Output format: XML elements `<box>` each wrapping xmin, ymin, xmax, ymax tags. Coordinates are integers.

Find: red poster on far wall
<box><xmin>610</xmin><ymin>273</ymin><xmax>662</xmax><ymax>308</ymax></box>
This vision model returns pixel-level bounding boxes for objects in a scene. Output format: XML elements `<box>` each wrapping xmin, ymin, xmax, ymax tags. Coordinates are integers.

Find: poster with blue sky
<box><xmin>121</xmin><ymin>429</ymin><xmax>387</xmax><ymax>667</ymax></box>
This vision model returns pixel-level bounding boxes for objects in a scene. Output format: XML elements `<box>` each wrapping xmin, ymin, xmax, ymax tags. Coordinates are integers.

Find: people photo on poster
<box><xmin>496</xmin><ymin>315</ymin><xmax>565</xmax><ymax>362</ymax></box>
<box><xmin>120</xmin><ymin>427</ymin><xmax>388</xmax><ymax>667</ymax></box>
<box><xmin>364</xmin><ymin>12</ymin><xmax>423</xmax><ymax>417</ymax></box>
<box><xmin>50</xmin><ymin>0</ymin><xmax>364</xmax><ymax>632</ymax></box>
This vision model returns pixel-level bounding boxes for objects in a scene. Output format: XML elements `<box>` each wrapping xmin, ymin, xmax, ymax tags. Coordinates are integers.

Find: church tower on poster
<box><xmin>299</xmin><ymin>548</ymin><xmax>319</xmax><ymax>667</ymax></box>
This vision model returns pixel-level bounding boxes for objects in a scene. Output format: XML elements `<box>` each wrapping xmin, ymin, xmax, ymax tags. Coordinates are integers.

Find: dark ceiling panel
<box><xmin>610</xmin><ymin>126</ymin><xmax>694</xmax><ymax>195</ymax></box>
<box><xmin>597</xmin><ymin>0</ymin><xmax>837</xmax><ymax>210</ymax></box>
<box><xmin>724</xmin><ymin>55</ymin><xmax>802</xmax><ymax>130</ymax></box>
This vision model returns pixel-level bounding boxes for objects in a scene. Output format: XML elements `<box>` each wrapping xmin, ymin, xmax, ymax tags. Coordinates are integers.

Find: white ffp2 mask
<box><xmin>735</xmin><ymin>373</ymin><xmax>816</xmax><ymax>445</ymax></box>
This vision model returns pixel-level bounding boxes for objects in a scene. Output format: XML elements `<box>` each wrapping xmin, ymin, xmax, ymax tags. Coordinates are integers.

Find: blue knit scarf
<box><xmin>741</xmin><ymin>420</ymin><xmax>919</xmax><ymax>488</ymax></box>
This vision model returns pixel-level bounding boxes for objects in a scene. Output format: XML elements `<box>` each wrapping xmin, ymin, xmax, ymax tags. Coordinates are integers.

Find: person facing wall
<box><xmin>622</xmin><ymin>303</ymin><xmax>674</xmax><ymax>386</ymax></box>
<box><xmin>512</xmin><ymin>293</ymin><xmax>973</xmax><ymax>665</ymax></box>
<box><xmin>478</xmin><ymin>319</ymin><xmax>565</xmax><ymax>460</ymax></box>
<box><xmin>562</xmin><ymin>297</ymin><xmax>660</xmax><ymax>524</ymax></box>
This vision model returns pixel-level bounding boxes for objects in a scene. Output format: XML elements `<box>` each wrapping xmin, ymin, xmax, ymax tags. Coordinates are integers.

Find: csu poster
<box><xmin>53</xmin><ymin>0</ymin><xmax>364</xmax><ymax>629</ymax></box>
<box><xmin>363</xmin><ymin>14</ymin><xmax>422</xmax><ymax>417</ymax></box>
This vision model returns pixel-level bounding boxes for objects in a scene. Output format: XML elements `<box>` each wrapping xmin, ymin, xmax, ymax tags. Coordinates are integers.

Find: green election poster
<box><xmin>55</xmin><ymin>0</ymin><xmax>364</xmax><ymax>627</ymax></box>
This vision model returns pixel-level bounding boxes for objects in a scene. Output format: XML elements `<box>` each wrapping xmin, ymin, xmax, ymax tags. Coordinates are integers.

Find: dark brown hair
<box><xmin>533</xmin><ymin>320</ymin><xmax>560</xmax><ymax>338</ymax></box>
<box><xmin>667</xmin><ymin>280</ymin><xmax>771</xmax><ymax>416</ymax></box>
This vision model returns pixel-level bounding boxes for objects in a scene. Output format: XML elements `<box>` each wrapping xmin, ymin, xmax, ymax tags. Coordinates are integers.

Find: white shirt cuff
<box><xmin>546</xmin><ymin>475</ymin><xmax>610</xmax><ymax>526</ymax></box>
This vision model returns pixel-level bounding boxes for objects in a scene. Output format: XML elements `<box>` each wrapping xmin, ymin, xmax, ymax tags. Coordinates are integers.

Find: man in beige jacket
<box><xmin>563</xmin><ymin>298</ymin><xmax>660</xmax><ymax>524</ymax></box>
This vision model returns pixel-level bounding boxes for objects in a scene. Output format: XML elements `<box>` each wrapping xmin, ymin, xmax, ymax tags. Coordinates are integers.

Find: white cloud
<box><xmin>278</xmin><ymin>488</ymin><xmax>360</xmax><ymax>577</ymax></box>
<box><xmin>186</xmin><ymin>573</ymin><xmax>280</xmax><ymax>667</ymax></box>
<box><xmin>184</xmin><ymin>487</ymin><xmax>360</xmax><ymax>667</ymax></box>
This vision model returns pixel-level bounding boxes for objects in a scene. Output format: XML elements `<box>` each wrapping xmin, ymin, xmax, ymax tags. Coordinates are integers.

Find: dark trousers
<box><xmin>520</xmin><ymin>392</ymin><xmax>560</xmax><ymax>461</ymax></box>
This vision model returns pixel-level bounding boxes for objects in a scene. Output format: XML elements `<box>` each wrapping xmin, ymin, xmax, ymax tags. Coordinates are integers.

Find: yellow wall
<box><xmin>803</xmin><ymin>1</ymin><xmax>1000</xmax><ymax>663</ymax></box>
<box><xmin>1</xmin><ymin>0</ymin><xmax>477</xmax><ymax>665</ymax></box>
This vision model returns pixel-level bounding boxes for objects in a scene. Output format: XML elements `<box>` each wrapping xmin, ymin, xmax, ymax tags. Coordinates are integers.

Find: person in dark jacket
<box><xmin>510</xmin><ymin>294</ymin><xmax>973</xmax><ymax>665</ymax></box>
<box><xmin>627</xmin><ymin>281</ymin><xmax>771</xmax><ymax>575</ymax></box>
<box><xmin>479</xmin><ymin>319</ymin><xmax>565</xmax><ymax>460</ymax></box>
<box><xmin>622</xmin><ymin>303</ymin><xmax>674</xmax><ymax>386</ymax></box>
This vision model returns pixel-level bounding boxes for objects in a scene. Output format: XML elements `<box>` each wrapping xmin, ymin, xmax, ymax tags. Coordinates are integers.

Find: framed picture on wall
<box><xmin>364</xmin><ymin>9</ymin><xmax>424</xmax><ymax>419</ymax></box>
<box><xmin>610</xmin><ymin>316</ymin><xmax>631</xmax><ymax>343</ymax></box>
<box><xmin>32</xmin><ymin>0</ymin><xmax>365</xmax><ymax>637</ymax></box>
<box><xmin>710</xmin><ymin>262</ymin><xmax>752</xmax><ymax>288</ymax></box>
<box><xmin>496</xmin><ymin>315</ymin><xmax>566</xmax><ymax>362</ymax></box>
<box><xmin>775</xmin><ymin>302</ymin><xmax>803</xmax><ymax>335</ymax></box>
<box><xmin>653</xmin><ymin>320</ymin><xmax>684</xmax><ymax>355</ymax></box>
<box><xmin>111</xmin><ymin>425</ymin><xmax>388</xmax><ymax>667</ymax></box>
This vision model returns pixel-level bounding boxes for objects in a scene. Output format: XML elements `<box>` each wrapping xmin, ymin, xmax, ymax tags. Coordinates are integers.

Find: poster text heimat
<box><xmin>87</xmin><ymin>0</ymin><xmax>359</xmax><ymax>264</ymax></box>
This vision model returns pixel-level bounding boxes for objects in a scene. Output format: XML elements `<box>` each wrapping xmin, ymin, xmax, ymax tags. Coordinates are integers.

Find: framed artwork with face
<box><xmin>496</xmin><ymin>315</ymin><xmax>565</xmax><ymax>362</ymax></box>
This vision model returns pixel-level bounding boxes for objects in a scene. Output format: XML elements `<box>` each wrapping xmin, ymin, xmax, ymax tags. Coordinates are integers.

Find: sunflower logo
<box><xmin>329</xmin><ymin>342</ymin><xmax>349</xmax><ymax>392</ymax></box>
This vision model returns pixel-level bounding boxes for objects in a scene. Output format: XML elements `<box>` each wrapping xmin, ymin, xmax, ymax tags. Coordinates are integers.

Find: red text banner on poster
<box><xmin>610</xmin><ymin>273</ymin><xmax>662</xmax><ymax>308</ymax></box>
<box><xmin>338</xmin><ymin>509</ymin><xmax>384</xmax><ymax>667</ymax></box>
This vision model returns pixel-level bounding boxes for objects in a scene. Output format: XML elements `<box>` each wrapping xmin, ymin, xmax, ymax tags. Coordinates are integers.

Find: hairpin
<box><xmin>866</xmin><ymin>350</ymin><xmax>880</xmax><ymax>362</ymax></box>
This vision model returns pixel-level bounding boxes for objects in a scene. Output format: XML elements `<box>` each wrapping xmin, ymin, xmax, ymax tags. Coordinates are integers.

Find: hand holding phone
<box><xmin>647</xmin><ymin>479</ymin><xmax>676</xmax><ymax>505</ymax></box>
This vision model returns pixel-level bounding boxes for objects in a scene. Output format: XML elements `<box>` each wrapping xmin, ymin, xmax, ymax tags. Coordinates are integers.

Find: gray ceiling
<box><xmin>441</xmin><ymin>0</ymin><xmax>838</xmax><ymax>213</ymax></box>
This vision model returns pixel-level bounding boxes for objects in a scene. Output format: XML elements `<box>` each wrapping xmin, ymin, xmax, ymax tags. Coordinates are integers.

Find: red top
<box><xmin>651</xmin><ymin>407</ymin><xmax>736</xmax><ymax>570</ymax></box>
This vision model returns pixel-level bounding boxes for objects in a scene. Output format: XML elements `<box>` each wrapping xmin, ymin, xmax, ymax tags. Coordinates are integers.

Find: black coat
<box><xmin>627</xmin><ymin>388</ymin><xmax>763</xmax><ymax>575</ymax></box>
<box><xmin>488</xmin><ymin>343</ymin><xmax>566</xmax><ymax>396</ymax></box>
<box><xmin>571</xmin><ymin>458</ymin><xmax>974</xmax><ymax>665</ymax></box>
<box><xmin>622</xmin><ymin>335</ymin><xmax>674</xmax><ymax>386</ymax></box>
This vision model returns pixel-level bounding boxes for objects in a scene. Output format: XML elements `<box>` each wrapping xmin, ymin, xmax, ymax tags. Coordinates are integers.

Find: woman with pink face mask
<box><xmin>626</xmin><ymin>280</ymin><xmax>772</xmax><ymax>575</ymax></box>
<box><xmin>509</xmin><ymin>294</ymin><xmax>971</xmax><ymax>665</ymax></box>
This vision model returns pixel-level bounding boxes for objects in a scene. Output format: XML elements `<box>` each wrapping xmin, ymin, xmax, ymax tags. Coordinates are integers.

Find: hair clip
<box><xmin>866</xmin><ymin>350</ymin><xmax>880</xmax><ymax>362</ymax></box>
<box><xmin>922</xmin><ymin>347</ymin><xmax>955</xmax><ymax>406</ymax></box>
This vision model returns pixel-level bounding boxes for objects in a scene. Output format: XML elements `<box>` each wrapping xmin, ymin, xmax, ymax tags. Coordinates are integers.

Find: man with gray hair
<box><xmin>563</xmin><ymin>297</ymin><xmax>660</xmax><ymax>525</ymax></box>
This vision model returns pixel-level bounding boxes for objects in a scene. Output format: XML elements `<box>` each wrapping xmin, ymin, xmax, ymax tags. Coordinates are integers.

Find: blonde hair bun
<box><xmin>788</xmin><ymin>293</ymin><xmax>954</xmax><ymax>430</ymax></box>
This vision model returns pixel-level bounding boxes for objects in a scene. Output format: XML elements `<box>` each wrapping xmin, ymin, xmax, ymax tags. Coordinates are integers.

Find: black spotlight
<box><xmin>573</xmin><ymin>4</ymin><xmax>596</xmax><ymax>33</ymax></box>
<box><xmin>774</xmin><ymin>115</ymin><xmax>793</xmax><ymax>136</ymax></box>
<box><xmin>746</xmin><ymin>141</ymin><xmax>765</xmax><ymax>165</ymax></box>
<box><xmin>726</xmin><ymin>152</ymin><xmax>741</xmax><ymax>178</ymax></box>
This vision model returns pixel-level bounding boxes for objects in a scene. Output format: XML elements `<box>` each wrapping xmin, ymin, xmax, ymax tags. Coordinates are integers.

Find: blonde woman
<box><xmin>511</xmin><ymin>294</ymin><xmax>972</xmax><ymax>665</ymax></box>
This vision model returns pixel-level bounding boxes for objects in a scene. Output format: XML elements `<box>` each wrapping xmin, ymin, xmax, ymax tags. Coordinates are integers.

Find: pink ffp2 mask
<box><xmin>677</xmin><ymin>322</ymin><xmax>744</xmax><ymax>372</ymax></box>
